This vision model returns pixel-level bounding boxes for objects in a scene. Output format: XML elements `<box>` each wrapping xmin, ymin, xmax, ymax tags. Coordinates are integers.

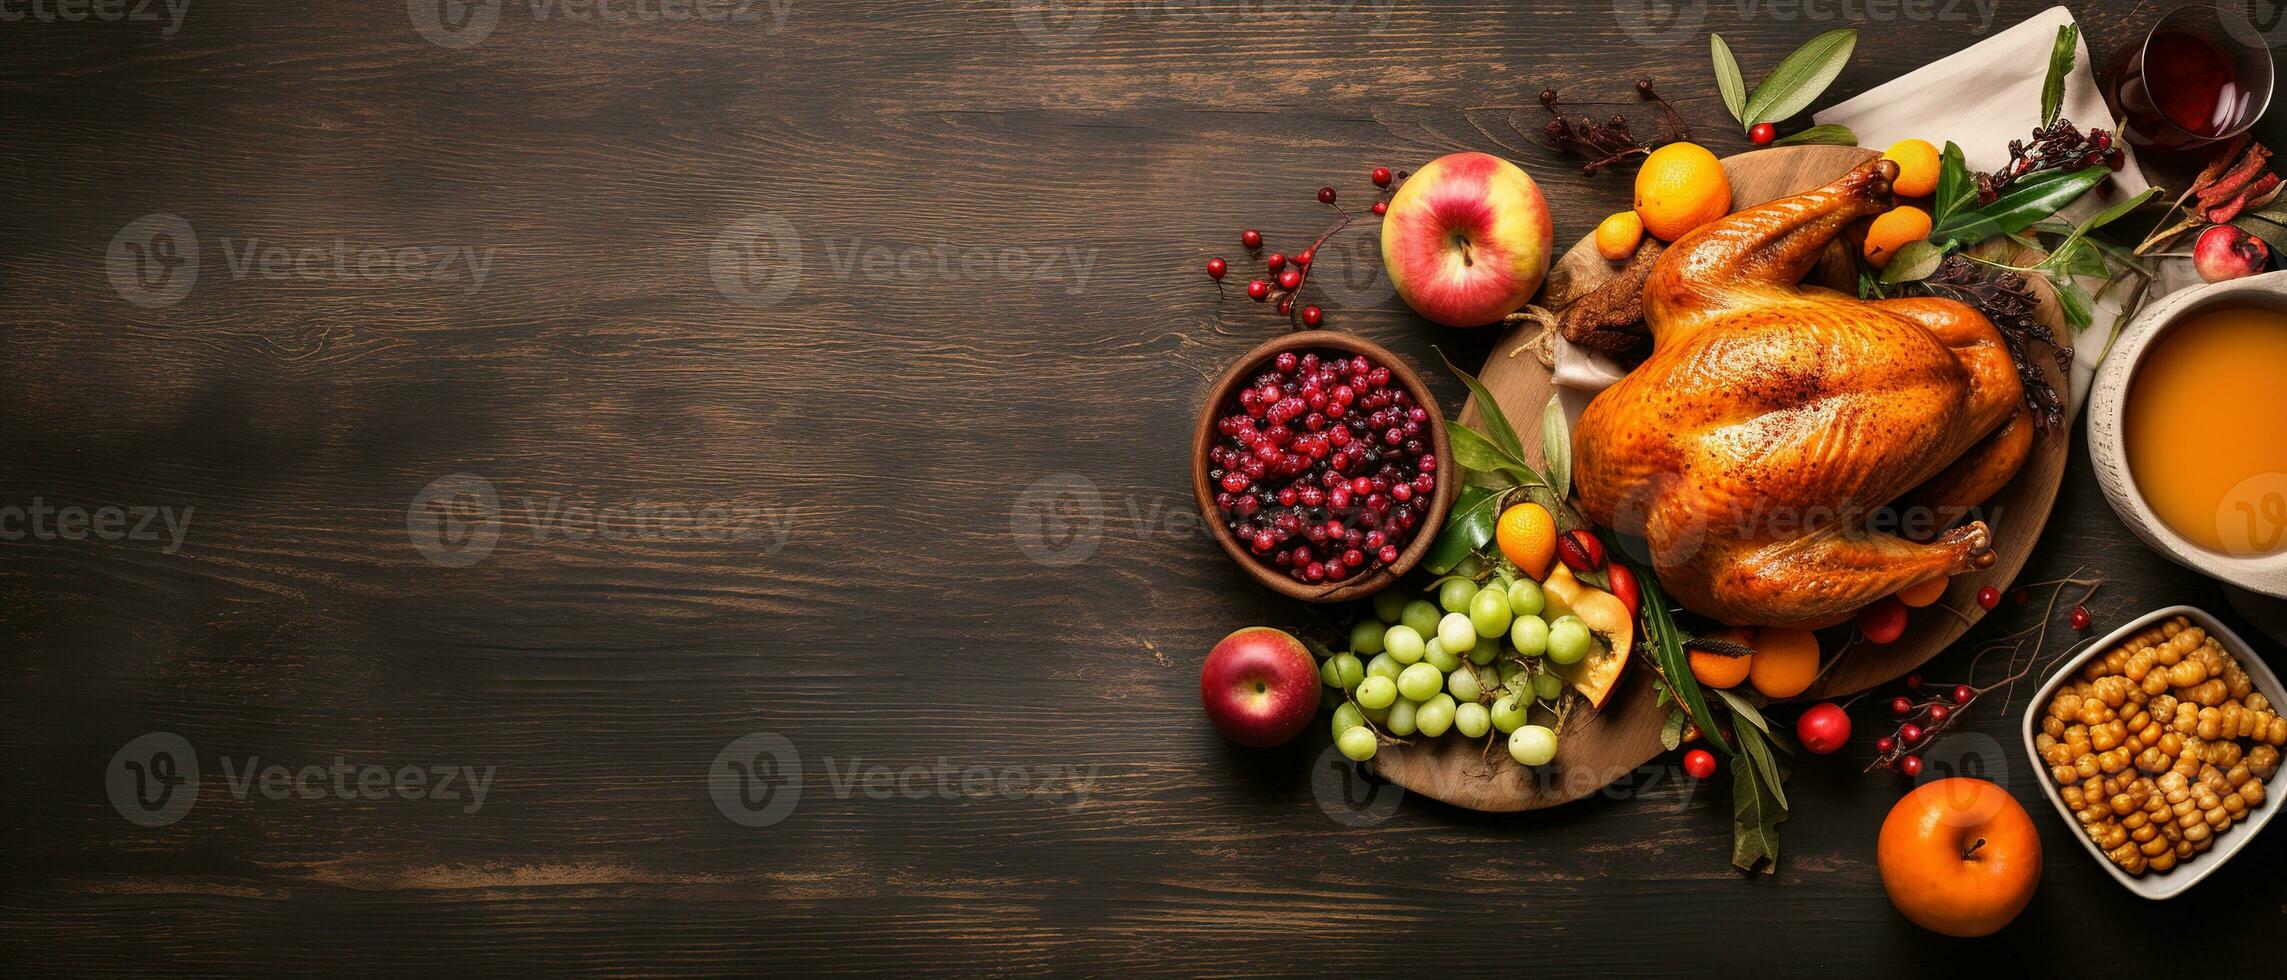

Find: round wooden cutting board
<box><xmin>1374</xmin><ymin>145</ymin><xmax>2072</xmax><ymax>812</ymax></box>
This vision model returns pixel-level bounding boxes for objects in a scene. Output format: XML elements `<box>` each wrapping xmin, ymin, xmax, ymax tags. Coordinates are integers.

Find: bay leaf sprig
<box><xmin>1711</xmin><ymin>29</ymin><xmax>1860</xmax><ymax>144</ymax></box>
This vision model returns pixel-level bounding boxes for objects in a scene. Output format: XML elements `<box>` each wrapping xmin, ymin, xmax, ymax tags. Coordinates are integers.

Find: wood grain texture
<box><xmin>1</xmin><ymin>2</ymin><xmax>2281</xmax><ymax>975</ymax></box>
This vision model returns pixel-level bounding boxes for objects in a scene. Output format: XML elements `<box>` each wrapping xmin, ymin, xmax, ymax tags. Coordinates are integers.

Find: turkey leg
<box><xmin>1645</xmin><ymin>160</ymin><xmax>1898</xmax><ymax>331</ymax></box>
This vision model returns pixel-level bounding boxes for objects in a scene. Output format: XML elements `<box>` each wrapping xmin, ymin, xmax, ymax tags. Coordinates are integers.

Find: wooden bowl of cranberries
<box><xmin>1192</xmin><ymin>331</ymin><xmax>1458</xmax><ymax>603</ymax></box>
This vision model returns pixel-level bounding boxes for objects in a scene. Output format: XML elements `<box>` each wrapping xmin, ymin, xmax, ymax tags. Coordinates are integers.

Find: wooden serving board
<box><xmin>1375</xmin><ymin>145</ymin><xmax>2072</xmax><ymax>812</ymax></box>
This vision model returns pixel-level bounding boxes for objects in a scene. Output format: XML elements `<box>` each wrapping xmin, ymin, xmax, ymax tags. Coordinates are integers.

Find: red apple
<box><xmin>1200</xmin><ymin>627</ymin><xmax>1320</xmax><ymax>747</ymax></box>
<box><xmin>2195</xmin><ymin>223</ymin><xmax>2269</xmax><ymax>282</ymax></box>
<box><xmin>1380</xmin><ymin>151</ymin><xmax>1553</xmax><ymax>327</ymax></box>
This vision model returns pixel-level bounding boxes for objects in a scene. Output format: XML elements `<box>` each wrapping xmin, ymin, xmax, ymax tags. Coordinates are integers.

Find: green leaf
<box><xmin>1711</xmin><ymin>34</ymin><xmax>1748</xmax><ymax>123</ymax></box>
<box><xmin>1423</xmin><ymin>484</ymin><xmax>1499</xmax><ymax>575</ymax></box>
<box><xmin>2050</xmin><ymin>275</ymin><xmax>2095</xmax><ymax>331</ymax></box>
<box><xmin>1734</xmin><ymin>718</ymin><xmax>1790</xmax><ymax>811</ymax></box>
<box><xmin>1730</xmin><ymin>734</ymin><xmax>1787</xmax><ymax>875</ymax></box>
<box><xmin>2040</xmin><ymin>24</ymin><xmax>2078</xmax><ymax>127</ymax></box>
<box><xmin>1931</xmin><ymin>166</ymin><xmax>2108</xmax><ymax>244</ymax></box>
<box><xmin>1878</xmin><ymin>240</ymin><xmax>1949</xmax><ymax>283</ymax></box>
<box><xmin>1933</xmin><ymin>141</ymin><xmax>1975</xmax><ymax>225</ymax></box>
<box><xmin>1742</xmin><ymin>28</ymin><xmax>1858</xmax><ymax>127</ymax></box>
<box><xmin>1771</xmin><ymin>124</ymin><xmax>1857</xmax><ymax>146</ymax></box>
<box><xmin>1435</xmin><ymin>348</ymin><xmax>1526</xmax><ymax>463</ymax></box>
<box><xmin>1713</xmin><ymin>688</ymin><xmax>1771</xmax><ymax>735</ymax></box>
<box><xmin>2043</xmin><ymin>187</ymin><xmax>2158</xmax><ymax>273</ymax></box>
<box><xmin>1636</xmin><ymin>565</ymin><xmax>1729</xmax><ymax>755</ymax></box>
<box><xmin>1539</xmin><ymin>394</ymin><xmax>1571</xmax><ymax>502</ymax></box>
<box><xmin>1660</xmin><ymin>709</ymin><xmax>1687</xmax><ymax>751</ymax></box>
<box><xmin>1449</xmin><ymin>423</ymin><xmax>1541</xmax><ymax>486</ymax></box>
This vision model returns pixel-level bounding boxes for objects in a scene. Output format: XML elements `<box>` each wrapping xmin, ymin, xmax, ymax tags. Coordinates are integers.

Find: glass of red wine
<box><xmin>2104</xmin><ymin>3</ymin><xmax>2275</xmax><ymax>154</ymax></box>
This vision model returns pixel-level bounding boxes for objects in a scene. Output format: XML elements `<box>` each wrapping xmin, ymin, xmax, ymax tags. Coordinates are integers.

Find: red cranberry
<box><xmin>1370</xmin><ymin>201</ymin><xmax>1387</xmax><ymax>216</ymax></box>
<box><xmin>1277</xmin><ymin>268</ymin><xmax>1303</xmax><ymax>291</ymax></box>
<box><xmin>1898</xmin><ymin>755</ymin><xmax>1923</xmax><ymax>777</ymax></box>
<box><xmin>1241</xmin><ymin>229</ymin><xmax>1262</xmax><ymax>249</ymax></box>
<box><xmin>1246</xmin><ymin>280</ymin><xmax>1270</xmax><ymax>302</ymax></box>
<box><xmin>1371</xmin><ymin>166</ymin><xmax>1392</xmax><ymax>187</ymax></box>
<box><xmin>1750</xmin><ymin>122</ymin><xmax>1776</xmax><ymax>145</ymax></box>
<box><xmin>1899</xmin><ymin>723</ymin><xmax>1924</xmax><ymax>745</ymax></box>
<box><xmin>1206</xmin><ymin>257</ymin><xmax>1227</xmax><ymax>280</ymax></box>
<box><xmin>1300</xmin><ymin>305</ymin><xmax>1323</xmax><ymax>327</ymax></box>
<box><xmin>2070</xmin><ymin>605</ymin><xmax>2091</xmax><ymax>630</ymax></box>
<box><xmin>1952</xmin><ymin>685</ymin><xmax>1975</xmax><ymax>706</ymax></box>
<box><xmin>1977</xmin><ymin>586</ymin><xmax>2000</xmax><ymax>609</ymax></box>
<box><xmin>1295</xmin><ymin>248</ymin><xmax>1315</xmax><ymax>267</ymax></box>
<box><xmin>1889</xmin><ymin>696</ymin><xmax>1913</xmax><ymax>717</ymax></box>
<box><xmin>1875</xmin><ymin>735</ymin><xmax>1895</xmax><ymax>754</ymax></box>
<box><xmin>1905</xmin><ymin>673</ymin><xmax>1923</xmax><ymax>690</ymax></box>
<box><xmin>1927</xmin><ymin>704</ymin><xmax>1950</xmax><ymax>723</ymax></box>
<box><xmin>1317</xmin><ymin>186</ymin><xmax>1336</xmax><ymax>204</ymax></box>
<box><xmin>1265</xmin><ymin>252</ymin><xmax>1286</xmax><ymax>273</ymax></box>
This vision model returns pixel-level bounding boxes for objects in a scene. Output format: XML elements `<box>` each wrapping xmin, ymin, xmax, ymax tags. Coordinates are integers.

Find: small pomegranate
<box><xmin>1796</xmin><ymin>702</ymin><xmax>1851</xmax><ymax>755</ymax></box>
<box><xmin>2194</xmin><ymin>223</ymin><xmax>2269</xmax><ymax>283</ymax></box>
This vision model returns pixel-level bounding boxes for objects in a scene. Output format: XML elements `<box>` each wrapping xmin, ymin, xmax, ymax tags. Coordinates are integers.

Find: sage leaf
<box><xmin>1742</xmin><ymin>28</ymin><xmax>1858</xmax><ymax>127</ymax></box>
<box><xmin>1771</xmin><ymin>124</ymin><xmax>1857</xmax><ymax>146</ymax></box>
<box><xmin>1539</xmin><ymin>393</ymin><xmax>1571</xmax><ymax>502</ymax></box>
<box><xmin>1878</xmin><ymin>239</ymin><xmax>1948</xmax><ymax>284</ymax></box>
<box><xmin>1931</xmin><ymin>165</ymin><xmax>2107</xmax><ymax>244</ymax></box>
<box><xmin>2041</xmin><ymin>24</ymin><xmax>2078</xmax><ymax>127</ymax></box>
<box><xmin>1436</xmin><ymin>348</ymin><xmax>1526</xmax><ymax>463</ymax></box>
<box><xmin>1711</xmin><ymin>34</ymin><xmax>1748</xmax><ymax>123</ymax></box>
<box><xmin>1423</xmin><ymin>484</ymin><xmax>1499</xmax><ymax>575</ymax></box>
<box><xmin>1661</xmin><ymin>709</ymin><xmax>1687</xmax><ymax>751</ymax></box>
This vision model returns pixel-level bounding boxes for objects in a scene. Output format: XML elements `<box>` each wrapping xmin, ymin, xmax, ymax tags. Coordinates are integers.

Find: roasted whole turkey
<box><xmin>1574</xmin><ymin>160</ymin><xmax>2031</xmax><ymax>629</ymax></box>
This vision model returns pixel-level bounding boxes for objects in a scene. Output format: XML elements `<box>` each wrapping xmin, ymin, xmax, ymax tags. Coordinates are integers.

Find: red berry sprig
<box><xmin>1203</xmin><ymin>167</ymin><xmax>1404</xmax><ymax>330</ymax></box>
<box><xmin>1859</xmin><ymin>573</ymin><xmax>2106</xmax><ymax>777</ymax></box>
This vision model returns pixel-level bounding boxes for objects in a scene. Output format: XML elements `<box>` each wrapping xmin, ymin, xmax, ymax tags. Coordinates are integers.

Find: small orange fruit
<box><xmin>1882</xmin><ymin>138</ymin><xmax>1942</xmax><ymax>198</ymax></box>
<box><xmin>1748</xmin><ymin>627</ymin><xmax>1821</xmax><ymax>699</ymax></box>
<box><xmin>1594</xmin><ymin>210</ymin><xmax>1644</xmax><ymax>261</ymax></box>
<box><xmin>1688</xmin><ymin>628</ymin><xmax>1753</xmax><ymax>689</ymax></box>
<box><xmin>1634</xmin><ymin>142</ymin><xmax>1731</xmax><ymax>242</ymax></box>
<box><xmin>1864</xmin><ymin>205</ymin><xmax>1933</xmax><ymax>267</ymax></box>
<box><xmin>1896</xmin><ymin>575</ymin><xmax>1949</xmax><ymax>608</ymax></box>
<box><xmin>1495</xmin><ymin>502</ymin><xmax>1558</xmax><ymax>579</ymax></box>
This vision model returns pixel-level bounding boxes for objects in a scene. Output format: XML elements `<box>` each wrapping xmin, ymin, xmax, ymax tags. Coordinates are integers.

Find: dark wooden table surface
<box><xmin>5</xmin><ymin>1</ymin><xmax>2284</xmax><ymax>974</ymax></box>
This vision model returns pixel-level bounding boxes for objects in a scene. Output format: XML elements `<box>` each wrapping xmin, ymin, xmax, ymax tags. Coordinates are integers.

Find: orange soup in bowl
<box><xmin>2125</xmin><ymin>305</ymin><xmax>2287</xmax><ymax>556</ymax></box>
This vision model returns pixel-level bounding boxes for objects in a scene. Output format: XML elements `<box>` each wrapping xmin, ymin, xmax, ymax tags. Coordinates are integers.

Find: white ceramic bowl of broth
<box><xmin>2088</xmin><ymin>271</ymin><xmax>2287</xmax><ymax>598</ymax></box>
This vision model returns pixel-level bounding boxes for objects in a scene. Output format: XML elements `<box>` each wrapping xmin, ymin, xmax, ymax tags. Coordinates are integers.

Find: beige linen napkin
<box><xmin>1552</xmin><ymin>5</ymin><xmax>2159</xmax><ymax>423</ymax></box>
